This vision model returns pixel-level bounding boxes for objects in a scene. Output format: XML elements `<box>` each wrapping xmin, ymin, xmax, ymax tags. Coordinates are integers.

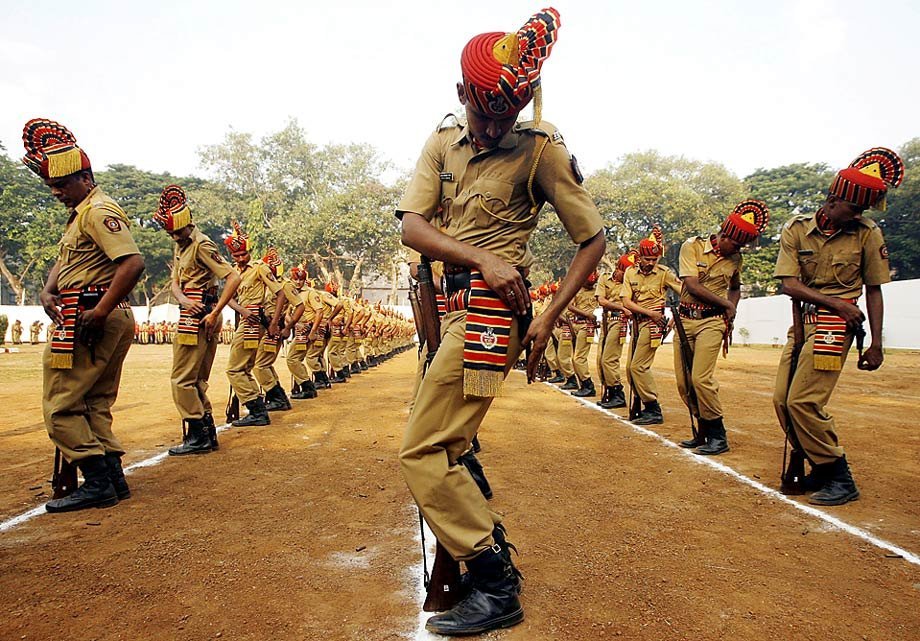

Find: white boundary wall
<box><xmin>0</xmin><ymin>303</ymin><xmax>416</xmax><ymax>343</ymax></box>
<box><xmin>732</xmin><ymin>278</ymin><xmax>920</xmax><ymax>349</ymax></box>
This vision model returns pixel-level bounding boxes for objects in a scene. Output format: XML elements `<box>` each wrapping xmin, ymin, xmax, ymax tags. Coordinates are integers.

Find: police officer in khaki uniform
<box><xmin>396</xmin><ymin>9</ymin><xmax>605</xmax><ymax>635</ymax></box>
<box><xmin>566</xmin><ymin>272</ymin><xmax>600</xmax><ymax>397</ymax></box>
<box><xmin>11</xmin><ymin>319</ymin><xmax>23</xmax><ymax>344</ymax></box>
<box><xmin>23</xmin><ymin>118</ymin><xmax>145</xmax><ymax>513</ymax></box>
<box><xmin>286</xmin><ymin>271</ymin><xmax>325</xmax><ymax>399</ymax></box>
<box><xmin>327</xmin><ymin>281</ymin><xmax>352</xmax><ymax>382</ymax></box>
<box><xmin>674</xmin><ymin>200</ymin><xmax>769</xmax><ymax>455</ymax></box>
<box><xmin>154</xmin><ymin>186</ymin><xmax>241</xmax><ymax>456</ymax></box>
<box><xmin>543</xmin><ymin>282</ymin><xmax>567</xmax><ymax>382</ymax></box>
<box><xmin>223</xmin><ymin>225</ymin><xmax>293</xmax><ymax>426</ymax></box>
<box><xmin>310</xmin><ymin>284</ymin><xmax>342</xmax><ymax>388</ymax></box>
<box><xmin>253</xmin><ymin>249</ymin><xmax>303</xmax><ymax>412</ymax></box>
<box><xmin>595</xmin><ymin>252</ymin><xmax>636</xmax><ymax>408</ymax></box>
<box><xmin>621</xmin><ymin>230</ymin><xmax>681</xmax><ymax>425</ymax></box>
<box><xmin>774</xmin><ymin>148</ymin><xmax>901</xmax><ymax>506</ymax></box>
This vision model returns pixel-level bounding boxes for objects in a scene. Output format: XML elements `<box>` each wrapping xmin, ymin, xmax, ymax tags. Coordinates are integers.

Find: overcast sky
<box><xmin>1</xmin><ymin>0</ymin><xmax>917</xmax><ymax>182</ymax></box>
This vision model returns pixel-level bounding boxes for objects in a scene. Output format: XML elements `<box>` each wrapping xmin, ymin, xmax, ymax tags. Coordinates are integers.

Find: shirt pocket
<box><xmin>798</xmin><ymin>254</ymin><xmax>819</xmax><ymax>283</ymax></box>
<box><xmin>831</xmin><ymin>250</ymin><xmax>862</xmax><ymax>287</ymax></box>
<box><xmin>467</xmin><ymin>177</ymin><xmax>516</xmax><ymax>227</ymax></box>
<box><xmin>439</xmin><ymin>181</ymin><xmax>458</xmax><ymax>227</ymax></box>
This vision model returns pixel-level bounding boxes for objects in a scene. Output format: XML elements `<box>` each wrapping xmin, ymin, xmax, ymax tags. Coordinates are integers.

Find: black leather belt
<box><xmin>678</xmin><ymin>304</ymin><xmax>722</xmax><ymax>320</ymax></box>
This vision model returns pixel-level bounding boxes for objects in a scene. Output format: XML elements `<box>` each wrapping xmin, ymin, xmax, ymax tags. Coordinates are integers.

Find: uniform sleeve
<box><xmin>282</xmin><ymin>281</ymin><xmax>302</xmax><ymax>306</ymax></box>
<box><xmin>620</xmin><ymin>269</ymin><xmax>634</xmax><ymax>301</ymax></box>
<box><xmin>535</xmin><ymin>130</ymin><xmax>604</xmax><ymax>245</ymax></box>
<box><xmin>196</xmin><ymin>239</ymin><xmax>233</xmax><ymax>279</ymax></box>
<box><xmin>258</xmin><ymin>263</ymin><xmax>284</xmax><ymax>295</ymax></box>
<box><xmin>666</xmin><ymin>267</ymin><xmax>682</xmax><ymax>294</ymax></box>
<box><xmin>594</xmin><ymin>275</ymin><xmax>606</xmax><ymax>299</ymax></box>
<box><xmin>84</xmin><ymin>209</ymin><xmax>140</xmax><ymax>261</ymax></box>
<box><xmin>862</xmin><ymin>225</ymin><xmax>892</xmax><ymax>287</ymax></box>
<box><xmin>395</xmin><ymin>130</ymin><xmax>444</xmax><ymax>221</ymax></box>
<box><xmin>678</xmin><ymin>239</ymin><xmax>698</xmax><ymax>279</ymax></box>
<box><xmin>773</xmin><ymin>223</ymin><xmax>801</xmax><ymax>279</ymax></box>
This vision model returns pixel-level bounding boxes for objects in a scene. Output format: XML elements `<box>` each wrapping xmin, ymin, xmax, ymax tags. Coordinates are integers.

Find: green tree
<box><xmin>877</xmin><ymin>138</ymin><xmax>920</xmax><ymax>280</ymax></box>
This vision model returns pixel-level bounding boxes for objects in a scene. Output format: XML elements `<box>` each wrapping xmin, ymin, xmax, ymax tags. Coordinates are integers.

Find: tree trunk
<box><xmin>349</xmin><ymin>257</ymin><xmax>364</xmax><ymax>296</ymax></box>
<box><xmin>0</xmin><ymin>253</ymin><xmax>26</xmax><ymax>305</ymax></box>
<box><xmin>388</xmin><ymin>261</ymin><xmax>399</xmax><ymax>306</ymax></box>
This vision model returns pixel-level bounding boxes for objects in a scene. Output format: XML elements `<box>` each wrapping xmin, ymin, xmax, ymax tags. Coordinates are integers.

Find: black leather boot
<box><xmin>809</xmin><ymin>456</ymin><xmax>859</xmax><ymax>506</ymax></box>
<box><xmin>547</xmin><ymin>370</ymin><xmax>564</xmax><ymax>384</ymax></box>
<box><xmin>560</xmin><ymin>375</ymin><xmax>578</xmax><ymax>390</ymax></box>
<box><xmin>232</xmin><ymin>397</ymin><xmax>271</xmax><ymax>427</ymax></box>
<box><xmin>694</xmin><ymin>416</ymin><xmax>729</xmax><ymax>455</ymax></box>
<box><xmin>314</xmin><ymin>372</ymin><xmax>332</xmax><ymax>389</ymax></box>
<box><xmin>633</xmin><ymin>400</ymin><xmax>664</xmax><ymax>425</ymax></box>
<box><xmin>343</xmin><ymin>364</ymin><xmax>353</xmax><ymax>378</ymax></box>
<box><xmin>104</xmin><ymin>452</ymin><xmax>131</xmax><ymax>499</ymax></box>
<box><xmin>331</xmin><ymin>369</ymin><xmax>347</xmax><ymax>384</ymax></box>
<box><xmin>679</xmin><ymin>417</ymin><xmax>709</xmax><ymax>449</ymax></box>
<box><xmin>802</xmin><ymin>462</ymin><xmax>832</xmax><ymax>492</ymax></box>
<box><xmin>359</xmin><ymin>359</ymin><xmax>368</xmax><ymax>371</ymax></box>
<box><xmin>291</xmin><ymin>380</ymin><xmax>318</xmax><ymax>399</ymax></box>
<box><xmin>203</xmin><ymin>412</ymin><xmax>219</xmax><ymax>450</ymax></box>
<box><xmin>572</xmin><ymin>378</ymin><xmax>597</xmax><ymax>398</ymax></box>
<box><xmin>458</xmin><ymin>451</ymin><xmax>492</xmax><ymax>500</ymax></box>
<box><xmin>471</xmin><ymin>435</ymin><xmax>482</xmax><ymax>454</ymax></box>
<box><xmin>602</xmin><ymin>384</ymin><xmax>626</xmax><ymax>409</ymax></box>
<box><xmin>46</xmin><ymin>455</ymin><xmax>118</xmax><ymax>513</ymax></box>
<box><xmin>350</xmin><ymin>363</ymin><xmax>361</xmax><ymax>375</ymax></box>
<box><xmin>169</xmin><ymin>418</ymin><xmax>213</xmax><ymax>456</ymax></box>
<box><xmin>425</xmin><ymin>540</ymin><xmax>524</xmax><ymax>635</ymax></box>
<box><xmin>264</xmin><ymin>384</ymin><xmax>292</xmax><ymax>411</ymax></box>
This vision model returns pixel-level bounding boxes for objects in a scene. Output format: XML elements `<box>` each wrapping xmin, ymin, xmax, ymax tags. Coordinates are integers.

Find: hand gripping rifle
<box><xmin>51</xmin><ymin>447</ymin><xmax>78</xmax><ymax>499</ymax></box>
<box><xmin>415</xmin><ymin>258</ymin><xmax>463</xmax><ymax>613</ymax></box>
<box><xmin>779</xmin><ymin>299</ymin><xmax>807</xmax><ymax>494</ymax></box>
<box><xmin>669</xmin><ymin>295</ymin><xmax>699</xmax><ymax>442</ymax></box>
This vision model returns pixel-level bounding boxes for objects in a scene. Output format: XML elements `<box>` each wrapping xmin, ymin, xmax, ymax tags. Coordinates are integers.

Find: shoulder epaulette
<box><xmin>437</xmin><ymin>113</ymin><xmax>461</xmax><ymax>132</ymax></box>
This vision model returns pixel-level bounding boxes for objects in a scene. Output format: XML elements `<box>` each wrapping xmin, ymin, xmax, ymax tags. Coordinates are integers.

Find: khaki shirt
<box><xmin>678</xmin><ymin>236</ymin><xmax>741</xmax><ymax>305</ymax></box>
<box><xmin>173</xmin><ymin>226</ymin><xmax>233</xmax><ymax>290</ymax></box>
<box><xmin>236</xmin><ymin>261</ymin><xmax>284</xmax><ymax>308</ymax></box>
<box><xmin>57</xmin><ymin>186</ymin><xmax>140</xmax><ymax>290</ymax></box>
<box><xmin>595</xmin><ymin>273</ymin><xmax>621</xmax><ymax>304</ymax></box>
<box><xmin>569</xmin><ymin>287</ymin><xmax>597</xmax><ymax>319</ymax></box>
<box><xmin>774</xmin><ymin>214</ymin><xmax>891</xmax><ymax>298</ymax></box>
<box><xmin>298</xmin><ymin>288</ymin><xmax>325</xmax><ymax>324</ymax></box>
<box><xmin>396</xmin><ymin>118</ymin><xmax>603</xmax><ymax>267</ymax></box>
<box><xmin>319</xmin><ymin>290</ymin><xmax>339</xmax><ymax>317</ymax></box>
<box><xmin>621</xmin><ymin>265</ymin><xmax>681</xmax><ymax>308</ymax></box>
<box><xmin>265</xmin><ymin>277</ymin><xmax>302</xmax><ymax>309</ymax></box>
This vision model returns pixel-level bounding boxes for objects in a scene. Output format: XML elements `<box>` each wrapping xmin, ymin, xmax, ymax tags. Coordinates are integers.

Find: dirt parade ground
<box><xmin>0</xmin><ymin>341</ymin><xmax>918</xmax><ymax>640</ymax></box>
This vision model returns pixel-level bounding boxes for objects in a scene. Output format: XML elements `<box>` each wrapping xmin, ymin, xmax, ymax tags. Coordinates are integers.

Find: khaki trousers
<box><xmin>556</xmin><ymin>330</ymin><xmax>575</xmax><ymax>378</ymax></box>
<box><xmin>253</xmin><ymin>336</ymin><xmax>281</xmax><ymax>390</ymax></box>
<box><xmin>328</xmin><ymin>336</ymin><xmax>346</xmax><ymax>370</ymax></box>
<box><xmin>598</xmin><ymin>318</ymin><xmax>624</xmax><ymax>385</ymax></box>
<box><xmin>673</xmin><ymin>316</ymin><xmax>725</xmax><ymax>420</ymax></box>
<box><xmin>400</xmin><ymin>310</ymin><xmax>522</xmax><ymax>561</ymax></box>
<box><xmin>572</xmin><ymin>324</ymin><xmax>592</xmax><ymax>382</ymax></box>
<box><xmin>773</xmin><ymin>323</ymin><xmax>853</xmax><ymax>464</ymax></box>
<box><xmin>304</xmin><ymin>337</ymin><xmax>326</xmax><ymax>375</ymax></box>
<box><xmin>627</xmin><ymin>322</ymin><xmax>660</xmax><ymax>403</ymax></box>
<box><xmin>226</xmin><ymin>324</ymin><xmax>263</xmax><ymax>404</ymax></box>
<box><xmin>346</xmin><ymin>336</ymin><xmax>358</xmax><ymax>365</ymax></box>
<box><xmin>42</xmin><ymin>308</ymin><xmax>133</xmax><ymax>463</ymax></box>
<box><xmin>544</xmin><ymin>328</ymin><xmax>560</xmax><ymax>371</ymax></box>
<box><xmin>286</xmin><ymin>344</ymin><xmax>311</xmax><ymax>385</ymax></box>
<box><xmin>171</xmin><ymin>326</ymin><xmax>218</xmax><ymax>420</ymax></box>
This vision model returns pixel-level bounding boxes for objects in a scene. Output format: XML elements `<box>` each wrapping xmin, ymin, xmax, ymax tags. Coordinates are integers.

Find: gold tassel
<box><xmin>51</xmin><ymin>353</ymin><xmax>74</xmax><ymax>370</ymax></box>
<box><xmin>463</xmin><ymin>369</ymin><xmax>504</xmax><ymax>399</ymax></box>
<box><xmin>176</xmin><ymin>333</ymin><xmax>198</xmax><ymax>346</ymax></box>
<box><xmin>263</xmin><ymin>343</ymin><xmax>277</xmax><ymax>353</ymax></box>
<box><xmin>651</xmin><ymin>338</ymin><xmax>662</xmax><ymax>348</ymax></box>
<box><xmin>289</xmin><ymin>344</ymin><xmax>306</xmax><ymax>353</ymax></box>
<box><xmin>813</xmin><ymin>355</ymin><xmax>842</xmax><ymax>371</ymax></box>
<box><xmin>47</xmin><ymin>148</ymin><xmax>83</xmax><ymax>178</ymax></box>
<box><xmin>172</xmin><ymin>207</ymin><xmax>192</xmax><ymax>230</ymax></box>
<box><xmin>533</xmin><ymin>85</ymin><xmax>543</xmax><ymax>128</ymax></box>
<box><xmin>243</xmin><ymin>339</ymin><xmax>259</xmax><ymax>349</ymax></box>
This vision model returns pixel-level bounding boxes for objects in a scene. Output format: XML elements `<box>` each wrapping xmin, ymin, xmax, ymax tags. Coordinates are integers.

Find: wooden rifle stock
<box><xmin>670</xmin><ymin>302</ymin><xmax>699</xmax><ymax>441</ymax></box>
<box><xmin>780</xmin><ymin>300</ymin><xmax>807</xmax><ymax>494</ymax></box>
<box><xmin>51</xmin><ymin>448</ymin><xmax>78</xmax><ymax>499</ymax></box>
<box><xmin>415</xmin><ymin>257</ymin><xmax>463</xmax><ymax>612</ymax></box>
<box><xmin>407</xmin><ymin>278</ymin><xmax>426</xmax><ymax>349</ymax></box>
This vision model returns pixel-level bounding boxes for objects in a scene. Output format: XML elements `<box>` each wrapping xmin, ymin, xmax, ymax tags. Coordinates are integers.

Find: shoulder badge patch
<box><xmin>880</xmin><ymin>244</ymin><xmax>889</xmax><ymax>260</ymax></box>
<box><xmin>102</xmin><ymin>216</ymin><xmax>123</xmax><ymax>233</ymax></box>
<box><xmin>552</xmin><ymin>130</ymin><xmax>563</xmax><ymax>143</ymax></box>
<box><xmin>570</xmin><ymin>155</ymin><xmax>584</xmax><ymax>184</ymax></box>
<box><xmin>211</xmin><ymin>251</ymin><xmax>225</xmax><ymax>264</ymax></box>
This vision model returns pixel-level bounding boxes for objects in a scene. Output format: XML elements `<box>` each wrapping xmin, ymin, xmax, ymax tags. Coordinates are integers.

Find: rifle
<box><xmin>407</xmin><ymin>277</ymin><xmax>426</xmax><ymax>354</ymax></box>
<box><xmin>598</xmin><ymin>311</ymin><xmax>609</xmax><ymax>387</ymax></box>
<box><xmin>226</xmin><ymin>310</ymin><xmax>241</xmax><ymax>423</ymax></box>
<box><xmin>779</xmin><ymin>300</ymin><xmax>807</xmax><ymax>495</ymax></box>
<box><xmin>51</xmin><ymin>448</ymin><xmax>78</xmax><ymax>499</ymax></box>
<box><xmin>626</xmin><ymin>315</ymin><xmax>642</xmax><ymax>420</ymax></box>
<box><xmin>670</xmin><ymin>299</ymin><xmax>699</xmax><ymax>442</ymax></box>
<box><xmin>415</xmin><ymin>258</ymin><xmax>464</xmax><ymax>613</ymax></box>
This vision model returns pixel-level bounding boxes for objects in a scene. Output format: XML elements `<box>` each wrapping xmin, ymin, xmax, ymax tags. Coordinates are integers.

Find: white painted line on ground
<box><xmin>0</xmin><ymin>423</ymin><xmax>233</xmax><ymax>534</ymax></box>
<box><xmin>536</xmin><ymin>376</ymin><xmax>920</xmax><ymax>567</ymax></box>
